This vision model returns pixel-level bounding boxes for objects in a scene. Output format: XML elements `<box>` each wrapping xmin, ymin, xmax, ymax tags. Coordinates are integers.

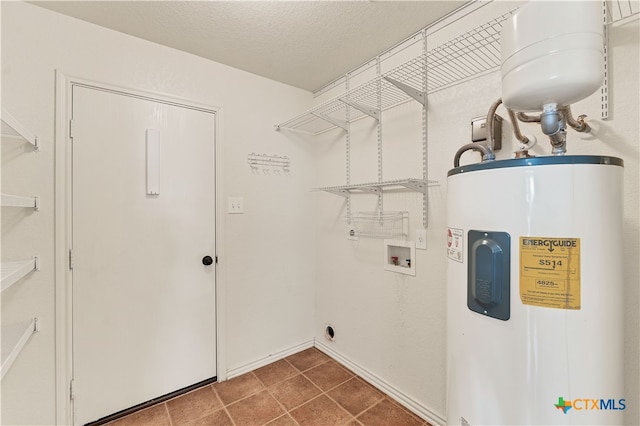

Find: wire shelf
<box><xmin>276</xmin><ymin>0</ymin><xmax>639</xmax><ymax>136</ymax></box>
<box><xmin>607</xmin><ymin>0</ymin><xmax>639</xmax><ymax>23</ymax></box>
<box><xmin>315</xmin><ymin>178</ymin><xmax>439</xmax><ymax>197</ymax></box>
<box><xmin>276</xmin><ymin>12</ymin><xmax>514</xmax><ymax>135</ymax></box>
<box><xmin>347</xmin><ymin>211</ymin><xmax>407</xmax><ymax>239</ymax></box>
<box><xmin>426</xmin><ymin>13</ymin><xmax>507</xmax><ymax>94</ymax></box>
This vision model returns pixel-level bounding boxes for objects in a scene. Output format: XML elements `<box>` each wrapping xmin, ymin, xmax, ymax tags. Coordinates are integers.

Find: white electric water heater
<box><xmin>446</xmin><ymin>1</ymin><xmax>625</xmax><ymax>425</ymax></box>
<box><xmin>446</xmin><ymin>157</ymin><xmax>624</xmax><ymax>425</ymax></box>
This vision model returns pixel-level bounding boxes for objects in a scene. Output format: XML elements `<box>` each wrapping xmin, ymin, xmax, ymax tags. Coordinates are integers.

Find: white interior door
<box><xmin>71</xmin><ymin>85</ymin><xmax>216</xmax><ymax>425</ymax></box>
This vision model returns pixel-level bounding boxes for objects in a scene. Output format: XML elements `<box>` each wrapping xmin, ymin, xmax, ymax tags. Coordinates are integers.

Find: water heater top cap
<box><xmin>501</xmin><ymin>1</ymin><xmax>604</xmax><ymax>112</ymax></box>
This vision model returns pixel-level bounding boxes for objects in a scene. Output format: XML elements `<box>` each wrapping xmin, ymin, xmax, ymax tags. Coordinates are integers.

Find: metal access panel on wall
<box><xmin>467</xmin><ymin>230</ymin><xmax>510</xmax><ymax>321</ymax></box>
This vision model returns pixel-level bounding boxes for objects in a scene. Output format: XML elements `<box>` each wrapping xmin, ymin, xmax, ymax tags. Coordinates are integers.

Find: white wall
<box><xmin>1</xmin><ymin>2</ymin><xmax>316</xmax><ymax>424</ymax></box>
<box><xmin>2</xmin><ymin>1</ymin><xmax>638</xmax><ymax>425</ymax></box>
<box><xmin>312</xmin><ymin>2</ymin><xmax>639</xmax><ymax>424</ymax></box>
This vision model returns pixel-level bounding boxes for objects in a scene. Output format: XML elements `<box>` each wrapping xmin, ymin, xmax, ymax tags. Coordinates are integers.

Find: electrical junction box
<box><xmin>471</xmin><ymin>114</ymin><xmax>502</xmax><ymax>150</ymax></box>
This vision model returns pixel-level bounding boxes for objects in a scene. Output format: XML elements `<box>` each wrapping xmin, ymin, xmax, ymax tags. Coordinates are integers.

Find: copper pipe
<box><xmin>507</xmin><ymin>108</ymin><xmax>530</xmax><ymax>145</ymax></box>
<box><xmin>559</xmin><ymin>105</ymin><xmax>591</xmax><ymax>133</ymax></box>
<box><xmin>453</xmin><ymin>143</ymin><xmax>494</xmax><ymax>167</ymax></box>
<box><xmin>486</xmin><ymin>98</ymin><xmax>502</xmax><ymax>153</ymax></box>
<box><xmin>516</xmin><ymin>112</ymin><xmax>541</xmax><ymax>123</ymax></box>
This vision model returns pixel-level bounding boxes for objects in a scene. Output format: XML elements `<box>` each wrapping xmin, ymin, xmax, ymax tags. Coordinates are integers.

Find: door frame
<box><xmin>54</xmin><ymin>71</ymin><xmax>228</xmax><ymax>425</ymax></box>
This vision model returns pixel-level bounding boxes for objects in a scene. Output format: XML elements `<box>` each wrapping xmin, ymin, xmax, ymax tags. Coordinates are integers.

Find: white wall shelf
<box><xmin>348</xmin><ymin>212</ymin><xmax>408</xmax><ymax>240</ymax></box>
<box><xmin>1</xmin><ymin>319</ymin><xmax>39</xmax><ymax>380</ymax></box>
<box><xmin>1</xmin><ymin>107</ymin><xmax>39</xmax><ymax>150</ymax></box>
<box><xmin>276</xmin><ymin>53</ymin><xmax>427</xmax><ymax>135</ymax></box>
<box><xmin>2</xmin><ymin>106</ymin><xmax>41</xmax><ymax>384</ymax></box>
<box><xmin>316</xmin><ymin>178</ymin><xmax>439</xmax><ymax>197</ymax></box>
<box><xmin>1</xmin><ymin>193</ymin><xmax>39</xmax><ymax>209</ymax></box>
<box><xmin>276</xmin><ymin>12</ymin><xmax>513</xmax><ymax>232</ymax></box>
<box><xmin>275</xmin><ymin>12</ymin><xmax>512</xmax><ymax>135</ymax></box>
<box><xmin>1</xmin><ymin>258</ymin><xmax>39</xmax><ymax>293</ymax></box>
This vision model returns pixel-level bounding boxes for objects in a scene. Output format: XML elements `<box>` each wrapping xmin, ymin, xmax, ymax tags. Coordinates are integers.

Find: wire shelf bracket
<box><xmin>338</xmin><ymin>98</ymin><xmax>380</xmax><ymax>120</ymax></box>
<box><xmin>323</xmin><ymin>188</ymin><xmax>351</xmax><ymax>197</ymax></box>
<box><xmin>398</xmin><ymin>179</ymin><xmax>431</xmax><ymax>193</ymax></box>
<box><xmin>1</xmin><ymin>193</ymin><xmax>39</xmax><ymax>210</ymax></box>
<box><xmin>359</xmin><ymin>186</ymin><xmax>382</xmax><ymax>195</ymax></box>
<box><xmin>1</xmin><ymin>107</ymin><xmax>38</xmax><ymax>150</ymax></box>
<box><xmin>383</xmin><ymin>77</ymin><xmax>426</xmax><ymax>106</ymax></box>
<box><xmin>1</xmin><ymin>258</ymin><xmax>39</xmax><ymax>294</ymax></box>
<box><xmin>1</xmin><ymin>318</ymin><xmax>39</xmax><ymax>381</ymax></box>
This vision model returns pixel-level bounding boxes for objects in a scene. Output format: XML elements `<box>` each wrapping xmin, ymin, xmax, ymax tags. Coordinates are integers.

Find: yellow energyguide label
<box><xmin>519</xmin><ymin>237</ymin><xmax>581</xmax><ymax>310</ymax></box>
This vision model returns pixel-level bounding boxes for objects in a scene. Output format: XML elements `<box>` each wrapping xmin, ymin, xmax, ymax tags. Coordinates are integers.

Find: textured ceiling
<box><xmin>30</xmin><ymin>1</ymin><xmax>468</xmax><ymax>92</ymax></box>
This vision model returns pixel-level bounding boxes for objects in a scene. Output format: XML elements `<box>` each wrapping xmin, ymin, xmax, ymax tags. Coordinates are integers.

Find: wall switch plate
<box><xmin>416</xmin><ymin>229</ymin><xmax>427</xmax><ymax>250</ymax></box>
<box><xmin>227</xmin><ymin>197</ymin><xmax>244</xmax><ymax>214</ymax></box>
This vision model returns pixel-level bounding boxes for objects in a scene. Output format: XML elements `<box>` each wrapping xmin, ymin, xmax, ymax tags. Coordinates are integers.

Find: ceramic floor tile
<box><xmin>269</xmin><ymin>373</ymin><xmax>322</xmax><ymax>410</ymax></box>
<box><xmin>103</xmin><ymin>348</ymin><xmax>429</xmax><ymax>426</ymax></box>
<box><xmin>328</xmin><ymin>377</ymin><xmax>385</xmax><ymax>416</ymax></box>
<box><xmin>166</xmin><ymin>386</ymin><xmax>222</xmax><ymax>425</ymax></box>
<box><xmin>285</xmin><ymin>347</ymin><xmax>330</xmax><ymax>372</ymax></box>
<box><xmin>213</xmin><ymin>372</ymin><xmax>265</xmax><ymax>405</ymax></box>
<box><xmin>109</xmin><ymin>404</ymin><xmax>171</xmax><ymax>426</ymax></box>
<box><xmin>189</xmin><ymin>409</ymin><xmax>234</xmax><ymax>426</ymax></box>
<box><xmin>303</xmin><ymin>360</ymin><xmax>354</xmax><ymax>391</ymax></box>
<box><xmin>226</xmin><ymin>389</ymin><xmax>285</xmax><ymax>426</ymax></box>
<box><xmin>386</xmin><ymin>398</ymin><xmax>431</xmax><ymax>425</ymax></box>
<box><xmin>357</xmin><ymin>398</ymin><xmax>424</xmax><ymax>426</ymax></box>
<box><xmin>289</xmin><ymin>394</ymin><xmax>354</xmax><ymax>426</ymax></box>
<box><xmin>265</xmin><ymin>414</ymin><xmax>299</xmax><ymax>426</ymax></box>
<box><xmin>253</xmin><ymin>358</ymin><xmax>299</xmax><ymax>387</ymax></box>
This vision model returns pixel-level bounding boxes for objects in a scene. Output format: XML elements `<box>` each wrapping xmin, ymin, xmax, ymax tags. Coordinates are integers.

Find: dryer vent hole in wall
<box><xmin>325</xmin><ymin>325</ymin><xmax>336</xmax><ymax>341</ymax></box>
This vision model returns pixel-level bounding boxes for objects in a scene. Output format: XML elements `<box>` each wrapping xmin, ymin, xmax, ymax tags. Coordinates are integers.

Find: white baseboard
<box><xmin>225</xmin><ymin>340</ymin><xmax>314</xmax><ymax>380</ymax></box>
<box><xmin>314</xmin><ymin>340</ymin><xmax>446</xmax><ymax>426</ymax></box>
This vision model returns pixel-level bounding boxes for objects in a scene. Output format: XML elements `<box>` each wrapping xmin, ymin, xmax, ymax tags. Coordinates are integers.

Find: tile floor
<box><xmin>108</xmin><ymin>347</ymin><xmax>431</xmax><ymax>426</ymax></box>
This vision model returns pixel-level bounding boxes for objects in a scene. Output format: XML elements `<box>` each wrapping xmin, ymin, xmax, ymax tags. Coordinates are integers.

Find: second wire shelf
<box><xmin>347</xmin><ymin>211</ymin><xmax>408</xmax><ymax>239</ymax></box>
<box><xmin>315</xmin><ymin>178</ymin><xmax>439</xmax><ymax>196</ymax></box>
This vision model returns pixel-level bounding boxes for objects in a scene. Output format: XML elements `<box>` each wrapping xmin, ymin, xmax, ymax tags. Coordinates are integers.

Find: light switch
<box><xmin>227</xmin><ymin>197</ymin><xmax>244</xmax><ymax>214</ymax></box>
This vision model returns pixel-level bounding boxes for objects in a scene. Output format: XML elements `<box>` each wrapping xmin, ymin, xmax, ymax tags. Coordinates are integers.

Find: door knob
<box><xmin>202</xmin><ymin>256</ymin><xmax>214</xmax><ymax>266</ymax></box>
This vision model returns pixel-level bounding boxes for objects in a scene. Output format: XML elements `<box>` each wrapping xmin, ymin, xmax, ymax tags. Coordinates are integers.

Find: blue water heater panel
<box><xmin>467</xmin><ymin>230</ymin><xmax>510</xmax><ymax>320</ymax></box>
